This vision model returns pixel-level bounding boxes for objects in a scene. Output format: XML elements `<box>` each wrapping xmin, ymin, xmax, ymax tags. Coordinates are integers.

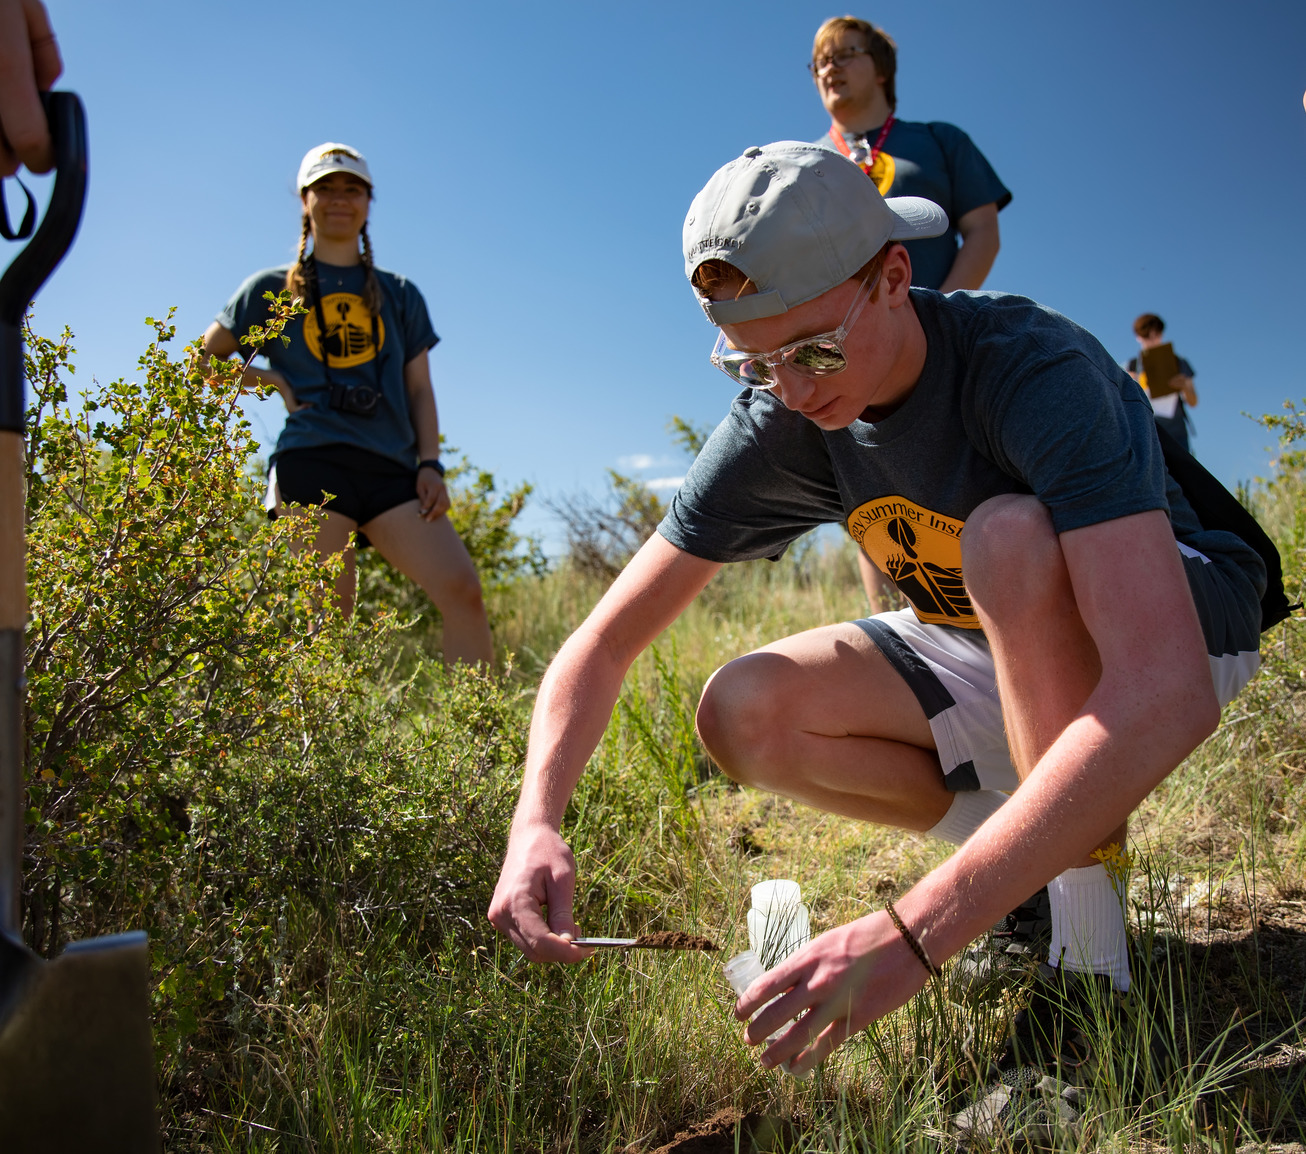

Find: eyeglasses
<box><xmin>709</xmin><ymin>269</ymin><xmax>880</xmax><ymax>390</ymax></box>
<box><xmin>808</xmin><ymin>45</ymin><xmax>870</xmax><ymax>76</ymax></box>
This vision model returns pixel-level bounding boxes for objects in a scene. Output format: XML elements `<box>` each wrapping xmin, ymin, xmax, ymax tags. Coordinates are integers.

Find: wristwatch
<box><xmin>417</xmin><ymin>458</ymin><xmax>445</xmax><ymax>477</ymax></box>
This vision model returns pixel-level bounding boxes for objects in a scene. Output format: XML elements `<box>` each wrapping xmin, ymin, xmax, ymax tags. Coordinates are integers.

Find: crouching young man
<box><xmin>488</xmin><ymin>143</ymin><xmax>1264</xmax><ymax>1121</ymax></box>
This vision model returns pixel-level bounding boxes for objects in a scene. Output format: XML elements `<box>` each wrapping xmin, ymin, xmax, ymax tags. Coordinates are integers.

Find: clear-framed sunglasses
<box><xmin>709</xmin><ymin>268</ymin><xmax>881</xmax><ymax>390</ymax></box>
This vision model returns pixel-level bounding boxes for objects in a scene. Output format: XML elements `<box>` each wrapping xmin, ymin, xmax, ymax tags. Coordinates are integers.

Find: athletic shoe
<box><xmin>952</xmin><ymin>885</ymin><xmax>1052</xmax><ymax>995</ymax></box>
<box><xmin>992</xmin><ymin>962</ymin><xmax>1112</xmax><ymax>1077</ymax></box>
<box><xmin>953</xmin><ymin>1066</ymin><xmax>1082</xmax><ymax>1151</ymax></box>
<box><xmin>954</xmin><ymin>962</ymin><xmax>1116</xmax><ymax>1150</ymax></box>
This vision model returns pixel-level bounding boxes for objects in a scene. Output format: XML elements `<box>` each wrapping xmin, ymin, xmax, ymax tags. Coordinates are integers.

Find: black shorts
<box><xmin>274</xmin><ymin>445</ymin><xmax>418</xmax><ymax>543</ymax></box>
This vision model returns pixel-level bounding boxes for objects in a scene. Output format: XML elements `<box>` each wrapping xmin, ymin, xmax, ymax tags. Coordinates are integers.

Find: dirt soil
<box><xmin>641</xmin><ymin>1109</ymin><xmax>792</xmax><ymax>1154</ymax></box>
<box><xmin>633</xmin><ymin>931</ymin><xmax>719</xmax><ymax>951</ymax></box>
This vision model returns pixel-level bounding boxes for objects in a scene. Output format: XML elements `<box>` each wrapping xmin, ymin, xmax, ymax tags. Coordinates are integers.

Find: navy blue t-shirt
<box><xmin>660</xmin><ymin>289</ymin><xmax>1263</xmax><ymax>633</ymax></box>
<box><xmin>818</xmin><ymin>120</ymin><xmax>1012</xmax><ymax>289</ymax></box>
<box><xmin>218</xmin><ymin>262</ymin><xmax>438</xmax><ymax>468</ymax></box>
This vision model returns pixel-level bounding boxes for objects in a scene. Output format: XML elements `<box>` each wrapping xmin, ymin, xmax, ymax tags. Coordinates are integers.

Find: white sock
<box><xmin>925</xmin><ymin>790</ymin><xmax>1008</xmax><ymax>846</ymax></box>
<box><xmin>1048</xmin><ymin>863</ymin><xmax>1131</xmax><ymax>992</ymax></box>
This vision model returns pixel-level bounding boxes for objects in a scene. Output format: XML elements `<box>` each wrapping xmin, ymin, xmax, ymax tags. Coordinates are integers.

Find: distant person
<box><xmin>809</xmin><ymin>14</ymin><xmax>1012</xmax><ymax>610</ymax></box>
<box><xmin>202</xmin><ymin>143</ymin><xmax>493</xmax><ymax>666</ymax></box>
<box><xmin>1127</xmin><ymin>313</ymin><xmax>1198</xmax><ymax>453</ymax></box>
<box><xmin>489</xmin><ymin>143</ymin><xmax>1267</xmax><ymax>1141</ymax></box>
<box><xmin>0</xmin><ymin>0</ymin><xmax>61</xmax><ymax>177</ymax></box>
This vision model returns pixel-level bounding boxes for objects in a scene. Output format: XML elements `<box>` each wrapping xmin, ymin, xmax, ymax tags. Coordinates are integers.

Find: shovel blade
<box><xmin>0</xmin><ymin>930</ymin><xmax>159</xmax><ymax>1152</ymax></box>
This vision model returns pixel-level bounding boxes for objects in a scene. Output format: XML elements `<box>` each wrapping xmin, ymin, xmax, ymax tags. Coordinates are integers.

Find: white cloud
<box><xmin>645</xmin><ymin>475</ymin><xmax>685</xmax><ymax>492</ymax></box>
<box><xmin>616</xmin><ymin>453</ymin><xmax>659</xmax><ymax>470</ymax></box>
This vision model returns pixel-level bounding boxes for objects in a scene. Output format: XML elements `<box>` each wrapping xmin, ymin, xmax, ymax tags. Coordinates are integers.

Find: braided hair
<box><xmin>358</xmin><ymin>221</ymin><xmax>383</xmax><ymax>316</ymax></box>
<box><xmin>284</xmin><ymin>205</ymin><xmax>384</xmax><ymax>317</ymax></box>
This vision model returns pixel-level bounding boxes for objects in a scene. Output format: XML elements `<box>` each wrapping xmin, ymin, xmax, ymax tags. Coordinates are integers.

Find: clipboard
<box><xmin>1139</xmin><ymin>342</ymin><xmax>1181</xmax><ymax>399</ymax></box>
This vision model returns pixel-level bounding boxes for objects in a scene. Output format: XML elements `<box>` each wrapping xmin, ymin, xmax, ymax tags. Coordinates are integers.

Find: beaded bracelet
<box><xmin>884</xmin><ymin>900</ymin><xmax>941</xmax><ymax>980</ymax></box>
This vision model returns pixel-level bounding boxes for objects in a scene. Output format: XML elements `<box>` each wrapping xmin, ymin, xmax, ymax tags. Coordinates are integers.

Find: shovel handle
<box><xmin>0</xmin><ymin>91</ymin><xmax>88</xmax><ymax>429</ymax></box>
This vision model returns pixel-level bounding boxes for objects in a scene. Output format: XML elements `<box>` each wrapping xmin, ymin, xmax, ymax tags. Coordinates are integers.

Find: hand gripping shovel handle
<box><xmin>0</xmin><ymin>92</ymin><xmax>87</xmax><ymax>404</ymax></box>
<box><xmin>0</xmin><ymin>91</ymin><xmax>87</xmax><ymax>934</ymax></box>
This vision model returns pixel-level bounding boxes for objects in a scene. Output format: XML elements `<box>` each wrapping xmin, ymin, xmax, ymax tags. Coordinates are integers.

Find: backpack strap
<box><xmin>1154</xmin><ymin>424</ymin><xmax>1298</xmax><ymax>632</ymax></box>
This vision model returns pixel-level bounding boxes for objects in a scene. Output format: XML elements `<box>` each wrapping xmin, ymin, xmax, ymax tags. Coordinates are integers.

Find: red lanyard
<box><xmin>828</xmin><ymin>114</ymin><xmax>895</xmax><ymax>174</ymax></box>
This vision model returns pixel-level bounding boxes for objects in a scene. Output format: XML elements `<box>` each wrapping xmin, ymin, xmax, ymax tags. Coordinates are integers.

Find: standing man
<box><xmin>812</xmin><ymin>16</ymin><xmax>1010</xmax><ymax>296</ymax></box>
<box><xmin>489</xmin><ymin>143</ymin><xmax>1265</xmax><ymax>1138</ymax></box>
<box><xmin>810</xmin><ymin>15</ymin><xmax>1012</xmax><ymax>608</ymax></box>
<box><xmin>1127</xmin><ymin>312</ymin><xmax>1199</xmax><ymax>453</ymax></box>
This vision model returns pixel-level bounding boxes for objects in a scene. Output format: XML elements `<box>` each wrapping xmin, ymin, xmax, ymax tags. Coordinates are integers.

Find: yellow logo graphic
<box><xmin>847</xmin><ymin>495</ymin><xmax>977</xmax><ymax>628</ymax></box>
<box><xmin>867</xmin><ymin>151</ymin><xmax>896</xmax><ymax>196</ymax></box>
<box><xmin>302</xmin><ymin>293</ymin><xmax>385</xmax><ymax>368</ymax></box>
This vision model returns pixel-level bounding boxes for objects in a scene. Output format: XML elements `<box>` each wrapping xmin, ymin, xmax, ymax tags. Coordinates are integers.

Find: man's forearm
<box><xmin>511</xmin><ymin>537</ymin><xmax>722</xmax><ymax>834</ymax></box>
<box><xmin>893</xmin><ymin>676</ymin><xmax>1217</xmax><ymax>964</ymax></box>
<box><xmin>939</xmin><ymin>233</ymin><xmax>999</xmax><ymax>292</ymax></box>
<box><xmin>939</xmin><ymin>204</ymin><xmax>1000</xmax><ymax>292</ymax></box>
<box><xmin>512</xmin><ymin>625</ymin><xmax>635</xmax><ymax>832</ymax></box>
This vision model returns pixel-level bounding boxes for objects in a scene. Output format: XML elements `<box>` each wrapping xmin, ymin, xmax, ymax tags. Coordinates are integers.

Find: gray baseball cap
<box><xmin>683</xmin><ymin>141</ymin><xmax>949</xmax><ymax>325</ymax></box>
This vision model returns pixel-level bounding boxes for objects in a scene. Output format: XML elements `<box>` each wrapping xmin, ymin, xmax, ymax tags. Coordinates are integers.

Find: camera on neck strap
<box><xmin>310</xmin><ymin>262</ymin><xmax>382</xmax><ymax>418</ymax></box>
<box><xmin>329</xmin><ymin>379</ymin><xmax>379</xmax><ymax>417</ymax></box>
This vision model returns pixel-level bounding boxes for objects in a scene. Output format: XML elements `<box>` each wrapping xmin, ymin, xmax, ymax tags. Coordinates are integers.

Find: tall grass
<box><xmin>161</xmin><ymin>510</ymin><xmax>1306</xmax><ymax>1151</ymax></box>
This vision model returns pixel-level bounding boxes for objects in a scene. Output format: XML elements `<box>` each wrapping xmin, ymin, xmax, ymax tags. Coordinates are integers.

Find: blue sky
<box><xmin>13</xmin><ymin>0</ymin><xmax>1306</xmax><ymax>552</ymax></box>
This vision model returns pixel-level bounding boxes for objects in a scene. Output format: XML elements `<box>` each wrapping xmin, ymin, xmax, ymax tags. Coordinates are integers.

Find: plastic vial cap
<box><xmin>751</xmin><ymin>879</ymin><xmax>802</xmax><ymax>912</ymax></box>
<box><xmin>722</xmin><ymin>950</ymin><xmax>765</xmax><ymax>996</ymax></box>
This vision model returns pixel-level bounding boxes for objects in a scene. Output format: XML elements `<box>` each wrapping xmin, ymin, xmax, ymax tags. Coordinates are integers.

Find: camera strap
<box><xmin>308</xmin><ymin>256</ymin><xmax>381</xmax><ymax>388</ymax></box>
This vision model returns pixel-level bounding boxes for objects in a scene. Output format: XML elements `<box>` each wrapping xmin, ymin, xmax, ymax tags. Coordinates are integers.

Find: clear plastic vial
<box><xmin>722</xmin><ymin>948</ymin><xmax>805</xmax><ymax>1079</ymax></box>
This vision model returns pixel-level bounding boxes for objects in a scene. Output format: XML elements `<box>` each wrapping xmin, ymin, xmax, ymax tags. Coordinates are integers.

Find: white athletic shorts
<box><xmin>853</xmin><ymin>543</ymin><xmax>1263</xmax><ymax>792</ymax></box>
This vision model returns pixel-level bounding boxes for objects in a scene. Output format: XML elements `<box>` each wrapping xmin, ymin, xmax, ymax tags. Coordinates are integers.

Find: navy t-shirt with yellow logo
<box><xmin>818</xmin><ymin>120</ymin><xmax>1012</xmax><ymax>290</ymax></box>
<box><xmin>218</xmin><ymin>261</ymin><xmax>438</xmax><ymax>468</ymax></box>
<box><xmin>659</xmin><ymin>289</ymin><xmax>1263</xmax><ymax>633</ymax></box>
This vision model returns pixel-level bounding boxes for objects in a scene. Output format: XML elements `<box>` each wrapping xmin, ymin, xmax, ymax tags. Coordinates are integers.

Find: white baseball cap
<box><xmin>684</xmin><ymin>141</ymin><xmax>948</xmax><ymax>325</ymax></box>
<box><xmin>296</xmin><ymin>142</ymin><xmax>373</xmax><ymax>192</ymax></box>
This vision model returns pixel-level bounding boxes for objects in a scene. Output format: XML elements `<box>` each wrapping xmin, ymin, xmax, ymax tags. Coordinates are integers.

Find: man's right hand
<box><xmin>487</xmin><ymin>822</ymin><xmax>596</xmax><ymax>963</ymax></box>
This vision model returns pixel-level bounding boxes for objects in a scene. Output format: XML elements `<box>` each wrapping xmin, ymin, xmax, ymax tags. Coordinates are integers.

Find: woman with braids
<box><xmin>203</xmin><ymin>142</ymin><xmax>493</xmax><ymax>665</ymax></box>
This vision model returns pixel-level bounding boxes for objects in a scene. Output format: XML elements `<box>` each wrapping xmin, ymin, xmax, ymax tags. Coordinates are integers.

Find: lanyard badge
<box><xmin>828</xmin><ymin>114</ymin><xmax>895</xmax><ymax>174</ymax></box>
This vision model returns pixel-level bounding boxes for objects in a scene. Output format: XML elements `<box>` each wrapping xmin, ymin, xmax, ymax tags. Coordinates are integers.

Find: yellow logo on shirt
<box><xmin>846</xmin><ymin>495</ymin><xmax>977</xmax><ymax>628</ymax></box>
<box><xmin>302</xmin><ymin>293</ymin><xmax>386</xmax><ymax>368</ymax></box>
<box><xmin>867</xmin><ymin>151</ymin><xmax>896</xmax><ymax>196</ymax></box>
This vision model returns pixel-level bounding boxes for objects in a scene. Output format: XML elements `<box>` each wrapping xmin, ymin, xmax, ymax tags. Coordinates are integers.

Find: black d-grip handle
<box><xmin>0</xmin><ymin>91</ymin><xmax>88</xmax><ymax>432</ymax></box>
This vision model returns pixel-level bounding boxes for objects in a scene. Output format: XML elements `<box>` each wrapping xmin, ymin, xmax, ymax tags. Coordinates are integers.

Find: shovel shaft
<box><xmin>0</xmin><ymin>324</ymin><xmax>20</xmax><ymax>432</ymax></box>
<box><xmin>0</xmin><ymin>432</ymin><xmax>22</xmax><ymax>936</ymax></box>
<box><xmin>0</xmin><ymin>630</ymin><xmax>19</xmax><ymax>938</ymax></box>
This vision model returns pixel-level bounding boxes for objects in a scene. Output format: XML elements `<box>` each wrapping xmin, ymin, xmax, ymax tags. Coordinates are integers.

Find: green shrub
<box><xmin>19</xmin><ymin>310</ymin><xmax>543</xmax><ymax>1119</ymax></box>
<box><xmin>23</xmin><ymin>308</ymin><xmax>336</xmax><ymax>953</ymax></box>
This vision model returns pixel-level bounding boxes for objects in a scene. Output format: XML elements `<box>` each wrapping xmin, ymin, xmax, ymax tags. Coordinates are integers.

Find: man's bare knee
<box><xmin>696</xmin><ymin>653</ymin><xmax>792</xmax><ymax>785</ymax></box>
<box><xmin>962</xmin><ymin>494</ymin><xmax>1065</xmax><ymax>614</ymax></box>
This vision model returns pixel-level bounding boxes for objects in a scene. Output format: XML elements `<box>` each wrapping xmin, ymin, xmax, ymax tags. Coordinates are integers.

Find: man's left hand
<box><xmin>734</xmin><ymin>910</ymin><xmax>930</xmax><ymax>1077</ymax></box>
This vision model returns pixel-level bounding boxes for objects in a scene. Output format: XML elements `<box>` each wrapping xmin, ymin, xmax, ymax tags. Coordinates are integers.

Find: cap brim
<box><xmin>885</xmin><ymin>197</ymin><xmax>949</xmax><ymax>241</ymax></box>
<box><xmin>302</xmin><ymin>165</ymin><xmax>372</xmax><ymax>190</ymax></box>
<box><xmin>700</xmin><ymin>290</ymin><xmax>788</xmax><ymax>326</ymax></box>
